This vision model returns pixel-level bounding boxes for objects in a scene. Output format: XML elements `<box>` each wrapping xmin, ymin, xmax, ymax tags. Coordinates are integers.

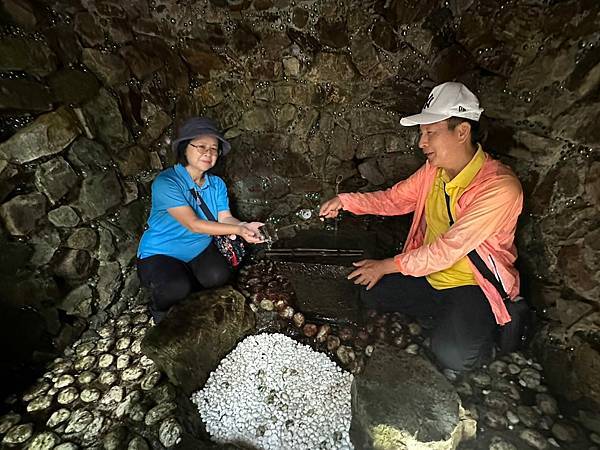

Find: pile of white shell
<box><xmin>192</xmin><ymin>333</ymin><xmax>354</xmax><ymax>450</ymax></box>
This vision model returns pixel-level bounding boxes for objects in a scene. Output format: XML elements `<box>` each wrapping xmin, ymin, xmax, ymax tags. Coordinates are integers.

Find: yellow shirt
<box><xmin>425</xmin><ymin>146</ymin><xmax>485</xmax><ymax>289</ymax></box>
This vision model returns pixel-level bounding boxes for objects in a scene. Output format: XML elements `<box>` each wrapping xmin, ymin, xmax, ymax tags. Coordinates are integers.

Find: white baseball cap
<box><xmin>400</xmin><ymin>82</ymin><xmax>484</xmax><ymax>126</ymax></box>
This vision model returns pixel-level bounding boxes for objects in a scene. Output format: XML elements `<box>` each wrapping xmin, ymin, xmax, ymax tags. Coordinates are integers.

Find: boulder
<box><xmin>0</xmin><ymin>79</ymin><xmax>52</xmax><ymax>111</ymax></box>
<box><xmin>75</xmin><ymin>169</ymin><xmax>122</xmax><ymax>220</ymax></box>
<box><xmin>48</xmin><ymin>69</ymin><xmax>101</xmax><ymax>104</ymax></box>
<box><xmin>141</xmin><ymin>286</ymin><xmax>256</xmax><ymax>396</ymax></box>
<box><xmin>0</xmin><ymin>107</ymin><xmax>81</xmax><ymax>164</ymax></box>
<box><xmin>82</xmin><ymin>48</ymin><xmax>130</xmax><ymax>86</ymax></box>
<box><xmin>0</xmin><ymin>37</ymin><xmax>57</xmax><ymax>76</ymax></box>
<box><xmin>306</xmin><ymin>53</ymin><xmax>357</xmax><ymax>82</ymax></box>
<box><xmin>34</xmin><ymin>157</ymin><xmax>79</xmax><ymax>204</ymax></box>
<box><xmin>82</xmin><ymin>89</ymin><xmax>131</xmax><ymax>150</ymax></box>
<box><xmin>0</xmin><ymin>193</ymin><xmax>47</xmax><ymax>236</ymax></box>
<box><xmin>59</xmin><ymin>284</ymin><xmax>94</xmax><ymax>318</ymax></box>
<box><xmin>67</xmin><ymin>137</ymin><xmax>113</xmax><ymax>173</ymax></box>
<box><xmin>48</xmin><ymin>206</ymin><xmax>80</xmax><ymax>228</ymax></box>
<box><xmin>53</xmin><ymin>249</ymin><xmax>92</xmax><ymax>280</ymax></box>
<box><xmin>350</xmin><ymin>344</ymin><xmax>476</xmax><ymax>449</ymax></box>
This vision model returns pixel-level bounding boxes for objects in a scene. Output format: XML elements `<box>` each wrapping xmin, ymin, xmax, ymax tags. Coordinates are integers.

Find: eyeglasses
<box><xmin>189</xmin><ymin>142</ymin><xmax>221</xmax><ymax>156</ymax></box>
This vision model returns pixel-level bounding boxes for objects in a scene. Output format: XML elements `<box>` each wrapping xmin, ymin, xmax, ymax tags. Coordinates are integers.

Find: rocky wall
<box><xmin>0</xmin><ymin>0</ymin><xmax>598</xmax><ymax>410</ymax></box>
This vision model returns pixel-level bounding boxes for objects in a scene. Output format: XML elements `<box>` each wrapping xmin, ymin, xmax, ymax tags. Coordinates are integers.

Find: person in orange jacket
<box><xmin>320</xmin><ymin>82</ymin><xmax>523</xmax><ymax>372</ymax></box>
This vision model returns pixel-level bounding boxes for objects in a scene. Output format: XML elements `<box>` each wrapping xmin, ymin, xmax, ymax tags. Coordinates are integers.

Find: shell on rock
<box><xmin>364</xmin><ymin>345</ymin><xmax>374</xmax><ymax>357</ymax></box>
<box><xmin>51</xmin><ymin>361</ymin><xmax>73</xmax><ymax>375</ymax></box>
<box><xmin>55</xmin><ymin>374</ymin><xmax>75</xmax><ymax>389</ymax></box>
<box><xmin>338</xmin><ymin>327</ymin><xmax>353</xmax><ymax>342</ymax></box>
<box><xmin>292</xmin><ymin>312</ymin><xmax>305</xmax><ymax>328</ymax></box>
<box><xmin>95</xmin><ymin>338</ymin><xmax>114</xmax><ymax>353</ymax></box>
<box><xmin>302</xmin><ymin>323</ymin><xmax>318</xmax><ymax>338</ymax></box>
<box><xmin>128</xmin><ymin>436</ymin><xmax>150</xmax><ymax>450</ymax></box>
<box><xmin>98</xmin><ymin>371</ymin><xmax>118</xmax><ymax>386</ymax></box>
<box><xmin>78</xmin><ymin>371</ymin><xmax>96</xmax><ymax>384</ymax></box>
<box><xmin>64</xmin><ymin>409</ymin><xmax>93</xmax><ymax>434</ymax></box>
<box><xmin>24</xmin><ymin>431</ymin><xmax>59</xmax><ymax>449</ymax></box>
<box><xmin>408</xmin><ymin>322</ymin><xmax>422</xmax><ymax>336</ymax></box>
<box><xmin>116</xmin><ymin>354</ymin><xmax>131</xmax><ymax>370</ymax></box>
<box><xmin>405</xmin><ymin>343</ymin><xmax>419</xmax><ymax>355</ymax></box>
<box><xmin>74</xmin><ymin>355</ymin><xmax>96</xmax><ymax>372</ymax></box>
<box><xmin>115</xmin><ymin>337</ymin><xmax>132</xmax><ymax>351</ymax></box>
<box><xmin>100</xmin><ymin>386</ymin><xmax>124</xmax><ymax>406</ymax></box>
<box><xmin>75</xmin><ymin>342</ymin><xmax>95</xmax><ymax>357</ymax></box>
<box><xmin>46</xmin><ymin>409</ymin><xmax>71</xmax><ymax>428</ymax></box>
<box><xmin>26</xmin><ymin>394</ymin><xmax>53</xmax><ymax>412</ymax></box>
<box><xmin>22</xmin><ymin>381</ymin><xmax>50</xmax><ymax>402</ymax></box>
<box><xmin>117</xmin><ymin>315</ymin><xmax>131</xmax><ymax>327</ymax></box>
<box><xmin>83</xmin><ymin>414</ymin><xmax>105</xmax><ymax>442</ymax></box>
<box><xmin>132</xmin><ymin>313</ymin><xmax>149</xmax><ymax>325</ymax></box>
<box><xmin>336</xmin><ymin>345</ymin><xmax>356</xmax><ymax>366</ymax></box>
<box><xmin>98</xmin><ymin>353</ymin><xmax>115</xmax><ymax>368</ymax></box>
<box><xmin>122</xmin><ymin>366</ymin><xmax>144</xmax><ymax>382</ymax></box>
<box><xmin>57</xmin><ymin>387</ymin><xmax>79</xmax><ymax>405</ymax></box>
<box><xmin>392</xmin><ymin>334</ymin><xmax>409</xmax><ymax>348</ymax></box>
<box><xmin>315</xmin><ymin>324</ymin><xmax>331</xmax><ymax>343</ymax></box>
<box><xmin>131</xmin><ymin>338</ymin><xmax>142</xmax><ymax>354</ymax></box>
<box><xmin>115</xmin><ymin>391</ymin><xmax>142</xmax><ymax>419</ymax></box>
<box><xmin>159</xmin><ymin>417</ymin><xmax>183</xmax><ymax>447</ymax></box>
<box><xmin>326</xmin><ymin>335</ymin><xmax>341</xmax><ymax>352</ymax></box>
<box><xmin>259</xmin><ymin>298</ymin><xmax>274</xmax><ymax>311</ymax></box>
<box><xmin>97</xmin><ymin>325</ymin><xmax>115</xmax><ymax>338</ymax></box>
<box><xmin>144</xmin><ymin>402</ymin><xmax>178</xmax><ymax>426</ymax></box>
<box><xmin>53</xmin><ymin>443</ymin><xmax>78</xmax><ymax>450</ymax></box>
<box><xmin>139</xmin><ymin>355</ymin><xmax>155</xmax><ymax>368</ymax></box>
<box><xmin>80</xmin><ymin>388</ymin><xmax>101</xmax><ymax>403</ymax></box>
<box><xmin>2</xmin><ymin>423</ymin><xmax>34</xmax><ymax>445</ymax></box>
<box><xmin>140</xmin><ymin>371</ymin><xmax>162</xmax><ymax>391</ymax></box>
<box><xmin>278</xmin><ymin>305</ymin><xmax>294</xmax><ymax>319</ymax></box>
<box><xmin>0</xmin><ymin>413</ymin><xmax>21</xmax><ymax>434</ymax></box>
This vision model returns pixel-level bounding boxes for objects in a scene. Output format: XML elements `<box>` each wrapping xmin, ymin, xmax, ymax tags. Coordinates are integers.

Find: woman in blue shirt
<box><xmin>137</xmin><ymin>117</ymin><xmax>264</xmax><ymax>323</ymax></box>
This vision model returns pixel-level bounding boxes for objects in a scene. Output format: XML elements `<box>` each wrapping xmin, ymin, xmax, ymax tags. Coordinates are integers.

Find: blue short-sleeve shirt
<box><xmin>137</xmin><ymin>164</ymin><xmax>230</xmax><ymax>262</ymax></box>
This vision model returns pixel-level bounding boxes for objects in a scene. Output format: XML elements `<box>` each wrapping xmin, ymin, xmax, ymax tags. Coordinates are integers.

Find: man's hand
<box><xmin>348</xmin><ymin>258</ymin><xmax>397</xmax><ymax>290</ymax></box>
<box><xmin>319</xmin><ymin>196</ymin><xmax>343</xmax><ymax>219</ymax></box>
<box><xmin>237</xmin><ymin>222</ymin><xmax>265</xmax><ymax>244</ymax></box>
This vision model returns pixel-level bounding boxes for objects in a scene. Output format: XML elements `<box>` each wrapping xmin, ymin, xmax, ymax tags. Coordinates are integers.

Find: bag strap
<box><xmin>443</xmin><ymin>188</ymin><xmax>511</xmax><ymax>302</ymax></box>
<box><xmin>189</xmin><ymin>189</ymin><xmax>216</xmax><ymax>222</ymax></box>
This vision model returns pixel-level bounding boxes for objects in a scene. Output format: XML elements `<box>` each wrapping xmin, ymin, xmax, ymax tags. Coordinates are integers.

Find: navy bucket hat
<box><xmin>171</xmin><ymin>117</ymin><xmax>231</xmax><ymax>156</ymax></box>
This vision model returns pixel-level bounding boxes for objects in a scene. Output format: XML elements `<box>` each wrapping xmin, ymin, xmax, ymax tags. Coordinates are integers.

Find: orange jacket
<box><xmin>339</xmin><ymin>153</ymin><xmax>523</xmax><ymax>325</ymax></box>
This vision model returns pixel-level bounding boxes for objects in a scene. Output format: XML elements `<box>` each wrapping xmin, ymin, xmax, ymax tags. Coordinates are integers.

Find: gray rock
<box><xmin>0</xmin><ymin>158</ymin><xmax>17</xmax><ymax>203</ymax></box>
<box><xmin>115</xmin><ymin>390</ymin><xmax>141</xmax><ymax>419</ymax></box>
<box><xmin>103</xmin><ymin>426</ymin><xmax>128</xmax><ymax>450</ymax></box>
<box><xmin>100</xmin><ymin>385</ymin><xmax>124</xmax><ymax>405</ymax></box>
<box><xmin>239</xmin><ymin>107</ymin><xmax>275</xmax><ymax>132</ymax></box>
<box><xmin>2</xmin><ymin>423</ymin><xmax>34</xmax><ymax>445</ymax></box>
<box><xmin>67</xmin><ymin>137</ymin><xmax>113</xmax><ymax>173</ymax></box>
<box><xmin>48</xmin><ymin>69</ymin><xmax>100</xmax><ymax>105</ymax></box>
<box><xmin>283</xmin><ymin>56</ymin><xmax>300</xmax><ymax>77</ymax></box>
<box><xmin>1</xmin><ymin>0</ymin><xmax>38</xmax><ymax>29</ymax></box>
<box><xmin>48</xmin><ymin>206</ymin><xmax>80</xmax><ymax>228</ymax></box>
<box><xmin>551</xmin><ymin>421</ymin><xmax>579</xmax><ymax>442</ymax></box>
<box><xmin>53</xmin><ymin>443</ymin><xmax>78</xmax><ymax>450</ymax></box>
<box><xmin>22</xmin><ymin>381</ymin><xmax>50</xmax><ymax>401</ymax></box>
<box><xmin>0</xmin><ymin>79</ymin><xmax>52</xmax><ymax>111</ymax></box>
<box><xmin>484</xmin><ymin>410</ymin><xmax>508</xmax><ymax>429</ymax></box>
<box><xmin>82</xmin><ymin>89</ymin><xmax>131</xmax><ymax>150</ymax></box>
<box><xmin>54</xmin><ymin>374</ymin><xmax>75</xmax><ymax>388</ymax></box>
<box><xmin>140</xmin><ymin>371</ymin><xmax>161</xmax><ymax>391</ymax></box>
<box><xmin>74</xmin><ymin>12</ymin><xmax>104</xmax><ymax>46</ymax></box>
<box><xmin>75</xmin><ymin>170</ymin><xmax>122</xmax><ymax>220</ymax></box>
<box><xmin>82</xmin><ymin>414</ymin><xmax>104</xmax><ymax>442</ymax></box>
<box><xmin>25</xmin><ymin>431</ymin><xmax>59</xmax><ymax>449</ymax></box>
<box><xmin>536</xmin><ymin>393</ymin><xmax>559</xmax><ymax>416</ymax></box>
<box><xmin>66</xmin><ymin>228</ymin><xmax>97</xmax><ymax>251</ymax></box>
<box><xmin>0</xmin><ymin>193</ymin><xmax>47</xmax><ymax>236</ymax></box>
<box><xmin>0</xmin><ymin>38</ymin><xmax>57</xmax><ymax>76</ymax></box>
<box><xmin>194</xmin><ymin>81</ymin><xmax>224</xmax><ymax>107</ymax></box>
<box><xmin>141</xmin><ymin>286</ymin><xmax>255</xmax><ymax>395</ymax></box>
<box><xmin>82</xmin><ymin>48</ymin><xmax>130</xmax><ymax>86</ymax></box>
<box><xmin>53</xmin><ymin>249</ymin><xmax>92</xmax><ymax>280</ymax></box>
<box><xmin>80</xmin><ymin>388</ymin><xmax>101</xmax><ymax>403</ymax></box>
<box><xmin>114</xmin><ymin>145</ymin><xmax>151</xmax><ymax>177</ymax></box>
<box><xmin>350</xmin><ymin>343</ymin><xmax>475</xmax><ymax>449</ymax></box>
<box><xmin>358</xmin><ymin>159</ymin><xmax>386</xmax><ymax>185</ymax></box>
<box><xmin>34</xmin><ymin>157</ymin><xmax>79</xmax><ymax>204</ymax></box>
<box><xmin>26</xmin><ymin>394</ymin><xmax>53</xmax><ymax>412</ymax></box>
<box><xmin>517</xmin><ymin>405</ymin><xmax>541</xmax><ymax>428</ymax></box>
<box><xmin>98</xmin><ymin>371</ymin><xmax>118</xmax><ymax>386</ymax></box>
<box><xmin>30</xmin><ymin>228</ymin><xmax>60</xmax><ymax>266</ymax></box>
<box><xmin>121</xmin><ymin>366</ymin><xmax>144</xmax><ymax>382</ymax></box>
<box><xmin>60</xmin><ymin>284</ymin><xmax>93</xmax><ymax>318</ymax></box>
<box><xmin>489</xmin><ymin>436</ymin><xmax>518</xmax><ymax>450</ymax></box>
<box><xmin>0</xmin><ymin>107</ymin><xmax>81</xmax><ymax>164</ymax></box>
<box><xmin>519</xmin><ymin>428</ymin><xmax>549</xmax><ymax>450</ymax></box>
<box><xmin>307</xmin><ymin>53</ymin><xmax>357</xmax><ymax>82</ymax></box>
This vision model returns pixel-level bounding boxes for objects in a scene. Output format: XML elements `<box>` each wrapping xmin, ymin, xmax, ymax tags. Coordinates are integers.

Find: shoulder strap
<box><xmin>443</xmin><ymin>188</ymin><xmax>511</xmax><ymax>302</ymax></box>
<box><xmin>189</xmin><ymin>189</ymin><xmax>216</xmax><ymax>222</ymax></box>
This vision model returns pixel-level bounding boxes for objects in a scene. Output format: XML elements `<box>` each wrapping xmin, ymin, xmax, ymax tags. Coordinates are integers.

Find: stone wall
<box><xmin>0</xmin><ymin>0</ymin><xmax>598</xmax><ymax>407</ymax></box>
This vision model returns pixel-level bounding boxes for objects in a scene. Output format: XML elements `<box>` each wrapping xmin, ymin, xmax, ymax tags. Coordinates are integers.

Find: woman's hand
<box><xmin>347</xmin><ymin>258</ymin><xmax>397</xmax><ymax>290</ymax></box>
<box><xmin>319</xmin><ymin>196</ymin><xmax>343</xmax><ymax>219</ymax></box>
<box><xmin>237</xmin><ymin>222</ymin><xmax>265</xmax><ymax>244</ymax></box>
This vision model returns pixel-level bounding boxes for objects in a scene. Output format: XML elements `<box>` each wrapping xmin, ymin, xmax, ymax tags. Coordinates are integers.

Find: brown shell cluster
<box><xmin>236</xmin><ymin>260</ymin><xmax>424</xmax><ymax>374</ymax></box>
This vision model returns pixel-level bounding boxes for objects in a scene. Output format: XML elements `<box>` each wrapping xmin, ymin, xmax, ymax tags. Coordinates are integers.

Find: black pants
<box><xmin>136</xmin><ymin>242</ymin><xmax>231</xmax><ymax>314</ymax></box>
<box><xmin>362</xmin><ymin>273</ymin><xmax>496</xmax><ymax>371</ymax></box>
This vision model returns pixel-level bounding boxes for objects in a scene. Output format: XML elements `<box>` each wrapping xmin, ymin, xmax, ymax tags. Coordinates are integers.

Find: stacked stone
<box><xmin>192</xmin><ymin>333</ymin><xmax>354</xmax><ymax>450</ymax></box>
<box><xmin>0</xmin><ymin>305</ymin><xmax>184</xmax><ymax>449</ymax></box>
<box><xmin>452</xmin><ymin>352</ymin><xmax>596</xmax><ymax>450</ymax></box>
